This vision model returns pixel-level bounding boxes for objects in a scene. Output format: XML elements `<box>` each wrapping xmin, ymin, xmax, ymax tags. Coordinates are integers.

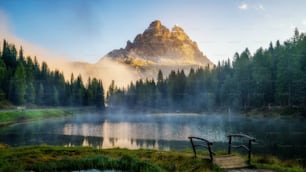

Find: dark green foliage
<box><xmin>87</xmin><ymin>78</ymin><xmax>105</xmax><ymax>109</ymax></box>
<box><xmin>0</xmin><ymin>58</ymin><xmax>7</xmax><ymax>101</ymax></box>
<box><xmin>0</xmin><ymin>40</ymin><xmax>105</xmax><ymax>108</ymax></box>
<box><xmin>25</xmin><ymin>82</ymin><xmax>35</xmax><ymax>104</ymax></box>
<box><xmin>10</xmin><ymin>61</ymin><xmax>26</xmax><ymax>105</ymax></box>
<box><xmin>2</xmin><ymin>39</ymin><xmax>17</xmax><ymax>69</ymax></box>
<box><xmin>107</xmin><ymin>29</ymin><xmax>306</xmax><ymax>113</ymax></box>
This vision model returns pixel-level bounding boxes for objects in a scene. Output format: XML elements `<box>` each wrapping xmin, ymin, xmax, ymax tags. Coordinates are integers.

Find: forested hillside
<box><xmin>2</xmin><ymin>29</ymin><xmax>306</xmax><ymax>113</ymax></box>
<box><xmin>0</xmin><ymin>40</ymin><xmax>105</xmax><ymax>109</ymax></box>
<box><xmin>107</xmin><ymin>29</ymin><xmax>306</xmax><ymax>113</ymax></box>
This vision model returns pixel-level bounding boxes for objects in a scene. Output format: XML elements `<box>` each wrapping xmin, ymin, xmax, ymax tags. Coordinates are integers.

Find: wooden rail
<box><xmin>188</xmin><ymin>136</ymin><xmax>215</xmax><ymax>161</ymax></box>
<box><xmin>188</xmin><ymin>133</ymin><xmax>256</xmax><ymax>165</ymax></box>
<box><xmin>227</xmin><ymin>133</ymin><xmax>256</xmax><ymax>163</ymax></box>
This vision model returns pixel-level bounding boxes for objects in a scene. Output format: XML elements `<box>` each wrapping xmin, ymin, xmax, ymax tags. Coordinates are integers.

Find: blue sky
<box><xmin>1</xmin><ymin>0</ymin><xmax>306</xmax><ymax>63</ymax></box>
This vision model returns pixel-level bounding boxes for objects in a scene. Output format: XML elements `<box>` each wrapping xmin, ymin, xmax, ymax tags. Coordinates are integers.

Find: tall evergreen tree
<box><xmin>10</xmin><ymin>61</ymin><xmax>26</xmax><ymax>105</ymax></box>
<box><xmin>0</xmin><ymin>57</ymin><xmax>6</xmax><ymax>85</ymax></box>
<box><xmin>0</xmin><ymin>58</ymin><xmax>6</xmax><ymax>101</ymax></box>
<box><xmin>36</xmin><ymin>83</ymin><xmax>44</xmax><ymax>105</ymax></box>
<box><xmin>95</xmin><ymin>80</ymin><xmax>105</xmax><ymax>109</ymax></box>
<box><xmin>251</xmin><ymin>48</ymin><xmax>272</xmax><ymax>106</ymax></box>
<box><xmin>2</xmin><ymin>40</ymin><xmax>17</xmax><ymax>69</ymax></box>
<box><xmin>232</xmin><ymin>49</ymin><xmax>252</xmax><ymax>110</ymax></box>
<box><xmin>25</xmin><ymin>82</ymin><xmax>35</xmax><ymax>104</ymax></box>
<box><xmin>18</xmin><ymin>46</ymin><xmax>26</xmax><ymax>65</ymax></box>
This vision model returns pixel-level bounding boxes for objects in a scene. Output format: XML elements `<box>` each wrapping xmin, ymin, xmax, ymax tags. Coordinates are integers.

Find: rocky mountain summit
<box><xmin>69</xmin><ymin>20</ymin><xmax>215</xmax><ymax>88</ymax></box>
<box><xmin>99</xmin><ymin>20</ymin><xmax>214</xmax><ymax>76</ymax></box>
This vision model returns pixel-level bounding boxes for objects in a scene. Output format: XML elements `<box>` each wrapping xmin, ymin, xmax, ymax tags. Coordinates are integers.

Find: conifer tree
<box><xmin>26</xmin><ymin>82</ymin><xmax>35</xmax><ymax>104</ymax></box>
<box><xmin>2</xmin><ymin>40</ymin><xmax>17</xmax><ymax>69</ymax></box>
<box><xmin>11</xmin><ymin>61</ymin><xmax>26</xmax><ymax>105</ymax></box>
<box><xmin>36</xmin><ymin>83</ymin><xmax>44</xmax><ymax>105</ymax></box>
<box><xmin>0</xmin><ymin>58</ymin><xmax>6</xmax><ymax>101</ymax></box>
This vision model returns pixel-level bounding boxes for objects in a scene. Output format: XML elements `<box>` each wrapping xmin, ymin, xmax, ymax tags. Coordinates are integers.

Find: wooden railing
<box><xmin>188</xmin><ymin>136</ymin><xmax>215</xmax><ymax>161</ymax></box>
<box><xmin>227</xmin><ymin>133</ymin><xmax>256</xmax><ymax>163</ymax></box>
<box><xmin>189</xmin><ymin>134</ymin><xmax>256</xmax><ymax>164</ymax></box>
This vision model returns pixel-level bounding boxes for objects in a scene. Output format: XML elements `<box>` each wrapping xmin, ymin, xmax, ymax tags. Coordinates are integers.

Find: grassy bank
<box><xmin>0</xmin><ymin>145</ymin><xmax>212</xmax><ymax>172</ymax></box>
<box><xmin>0</xmin><ymin>145</ymin><xmax>304</xmax><ymax>172</ymax></box>
<box><xmin>0</xmin><ymin>109</ymin><xmax>73</xmax><ymax>127</ymax></box>
<box><xmin>251</xmin><ymin>155</ymin><xmax>305</xmax><ymax>172</ymax></box>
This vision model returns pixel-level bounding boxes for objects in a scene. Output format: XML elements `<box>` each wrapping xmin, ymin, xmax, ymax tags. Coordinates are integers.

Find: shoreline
<box><xmin>0</xmin><ymin>145</ymin><xmax>304</xmax><ymax>172</ymax></box>
<box><xmin>1</xmin><ymin>106</ymin><xmax>305</xmax><ymax>128</ymax></box>
<box><xmin>105</xmin><ymin>106</ymin><xmax>306</xmax><ymax>118</ymax></box>
<box><xmin>0</xmin><ymin>108</ymin><xmax>305</xmax><ymax>171</ymax></box>
<box><xmin>0</xmin><ymin>106</ymin><xmax>306</xmax><ymax>128</ymax></box>
<box><xmin>0</xmin><ymin>108</ymin><xmax>74</xmax><ymax>127</ymax></box>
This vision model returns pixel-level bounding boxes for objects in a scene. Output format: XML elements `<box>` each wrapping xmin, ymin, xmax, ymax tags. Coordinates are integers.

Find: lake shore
<box><xmin>0</xmin><ymin>145</ymin><xmax>304</xmax><ymax>172</ymax></box>
<box><xmin>105</xmin><ymin>105</ymin><xmax>306</xmax><ymax>119</ymax></box>
<box><xmin>0</xmin><ymin>108</ymin><xmax>74</xmax><ymax>127</ymax></box>
<box><xmin>0</xmin><ymin>109</ymin><xmax>305</xmax><ymax>171</ymax></box>
<box><xmin>0</xmin><ymin>106</ymin><xmax>105</xmax><ymax>127</ymax></box>
<box><xmin>1</xmin><ymin>105</ymin><xmax>304</xmax><ymax>127</ymax></box>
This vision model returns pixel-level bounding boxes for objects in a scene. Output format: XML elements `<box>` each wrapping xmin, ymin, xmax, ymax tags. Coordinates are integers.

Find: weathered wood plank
<box><xmin>214</xmin><ymin>155</ymin><xmax>249</xmax><ymax>169</ymax></box>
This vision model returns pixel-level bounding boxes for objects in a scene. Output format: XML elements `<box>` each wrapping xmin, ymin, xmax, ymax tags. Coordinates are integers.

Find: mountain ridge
<box><xmin>68</xmin><ymin>20</ymin><xmax>215</xmax><ymax>88</ymax></box>
<box><xmin>100</xmin><ymin>20</ymin><xmax>214</xmax><ymax>70</ymax></box>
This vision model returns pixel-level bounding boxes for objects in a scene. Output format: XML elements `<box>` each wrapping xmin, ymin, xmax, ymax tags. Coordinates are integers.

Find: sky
<box><xmin>1</xmin><ymin>0</ymin><xmax>306</xmax><ymax>64</ymax></box>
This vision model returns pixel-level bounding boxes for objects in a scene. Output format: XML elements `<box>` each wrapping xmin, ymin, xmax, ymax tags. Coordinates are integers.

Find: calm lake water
<box><xmin>0</xmin><ymin>112</ymin><xmax>305</xmax><ymax>160</ymax></box>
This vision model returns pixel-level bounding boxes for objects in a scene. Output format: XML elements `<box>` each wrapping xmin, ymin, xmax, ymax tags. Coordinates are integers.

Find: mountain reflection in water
<box><xmin>61</xmin><ymin>114</ymin><xmax>226</xmax><ymax>150</ymax></box>
<box><xmin>0</xmin><ymin>113</ymin><xmax>305</xmax><ymax>160</ymax></box>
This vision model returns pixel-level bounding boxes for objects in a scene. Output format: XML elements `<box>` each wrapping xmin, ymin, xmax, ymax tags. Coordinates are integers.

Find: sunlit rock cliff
<box><xmin>98</xmin><ymin>20</ymin><xmax>214</xmax><ymax>78</ymax></box>
<box><xmin>68</xmin><ymin>20</ymin><xmax>214</xmax><ymax>88</ymax></box>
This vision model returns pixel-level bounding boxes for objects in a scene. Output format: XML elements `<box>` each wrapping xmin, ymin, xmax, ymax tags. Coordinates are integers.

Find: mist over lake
<box><xmin>1</xmin><ymin>112</ymin><xmax>305</xmax><ymax>160</ymax></box>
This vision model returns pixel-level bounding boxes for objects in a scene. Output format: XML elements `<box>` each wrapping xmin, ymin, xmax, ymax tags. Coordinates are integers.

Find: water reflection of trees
<box><xmin>1</xmin><ymin>114</ymin><xmax>305</xmax><ymax>160</ymax></box>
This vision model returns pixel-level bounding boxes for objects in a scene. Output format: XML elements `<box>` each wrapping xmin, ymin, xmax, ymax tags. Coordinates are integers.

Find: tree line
<box><xmin>0</xmin><ymin>40</ymin><xmax>105</xmax><ymax>109</ymax></box>
<box><xmin>106</xmin><ymin>29</ymin><xmax>306</xmax><ymax>113</ymax></box>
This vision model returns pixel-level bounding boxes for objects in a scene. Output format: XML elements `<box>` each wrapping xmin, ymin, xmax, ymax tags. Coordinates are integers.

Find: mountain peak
<box><xmin>148</xmin><ymin>20</ymin><xmax>162</xmax><ymax>30</ymax></box>
<box><xmin>103</xmin><ymin>20</ymin><xmax>214</xmax><ymax>75</ymax></box>
<box><xmin>143</xmin><ymin>20</ymin><xmax>170</xmax><ymax>39</ymax></box>
<box><xmin>172</xmin><ymin>24</ymin><xmax>184</xmax><ymax>32</ymax></box>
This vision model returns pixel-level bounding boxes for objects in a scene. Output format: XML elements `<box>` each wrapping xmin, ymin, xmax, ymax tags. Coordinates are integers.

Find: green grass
<box><xmin>251</xmin><ymin>154</ymin><xmax>305</xmax><ymax>172</ymax></box>
<box><xmin>0</xmin><ymin>145</ymin><xmax>304</xmax><ymax>172</ymax></box>
<box><xmin>0</xmin><ymin>109</ymin><xmax>72</xmax><ymax>127</ymax></box>
<box><xmin>0</xmin><ymin>146</ymin><xmax>217</xmax><ymax>172</ymax></box>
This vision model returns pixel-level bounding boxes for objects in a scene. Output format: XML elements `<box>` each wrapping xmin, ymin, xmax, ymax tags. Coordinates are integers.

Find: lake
<box><xmin>0</xmin><ymin>112</ymin><xmax>305</xmax><ymax>160</ymax></box>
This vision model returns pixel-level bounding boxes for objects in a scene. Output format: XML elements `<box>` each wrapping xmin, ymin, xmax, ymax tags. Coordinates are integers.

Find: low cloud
<box><xmin>0</xmin><ymin>10</ymin><xmax>138</xmax><ymax>90</ymax></box>
<box><xmin>238</xmin><ymin>2</ymin><xmax>248</xmax><ymax>10</ymax></box>
<box><xmin>256</xmin><ymin>4</ymin><xmax>264</xmax><ymax>10</ymax></box>
<box><xmin>303</xmin><ymin>20</ymin><xmax>306</xmax><ymax>26</ymax></box>
<box><xmin>238</xmin><ymin>2</ymin><xmax>264</xmax><ymax>11</ymax></box>
<box><xmin>91</xmin><ymin>57</ymin><xmax>139</xmax><ymax>90</ymax></box>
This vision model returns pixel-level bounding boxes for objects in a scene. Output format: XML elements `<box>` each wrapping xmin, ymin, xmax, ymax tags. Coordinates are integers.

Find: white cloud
<box><xmin>238</xmin><ymin>2</ymin><xmax>264</xmax><ymax>11</ymax></box>
<box><xmin>303</xmin><ymin>20</ymin><xmax>306</xmax><ymax>26</ymax></box>
<box><xmin>0</xmin><ymin>10</ymin><xmax>138</xmax><ymax>88</ymax></box>
<box><xmin>257</xmin><ymin>4</ymin><xmax>264</xmax><ymax>10</ymax></box>
<box><xmin>239</xmin><ymin>2</ymin><xmax>248</xmax><ymax>10</ymax></box>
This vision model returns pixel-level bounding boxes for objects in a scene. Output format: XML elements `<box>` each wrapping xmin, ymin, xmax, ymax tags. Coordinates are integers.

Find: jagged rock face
<box><xmin>103</xmin><ymin>20</ymin><xmax>213</xmax><ymax>69</ymax></box>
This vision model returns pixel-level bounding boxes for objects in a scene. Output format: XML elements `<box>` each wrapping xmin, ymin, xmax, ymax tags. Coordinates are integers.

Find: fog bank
<box><xmin>0</xmin><ymin>12</ymin><xmax>139</xmax><ymax>89</ymax></box>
